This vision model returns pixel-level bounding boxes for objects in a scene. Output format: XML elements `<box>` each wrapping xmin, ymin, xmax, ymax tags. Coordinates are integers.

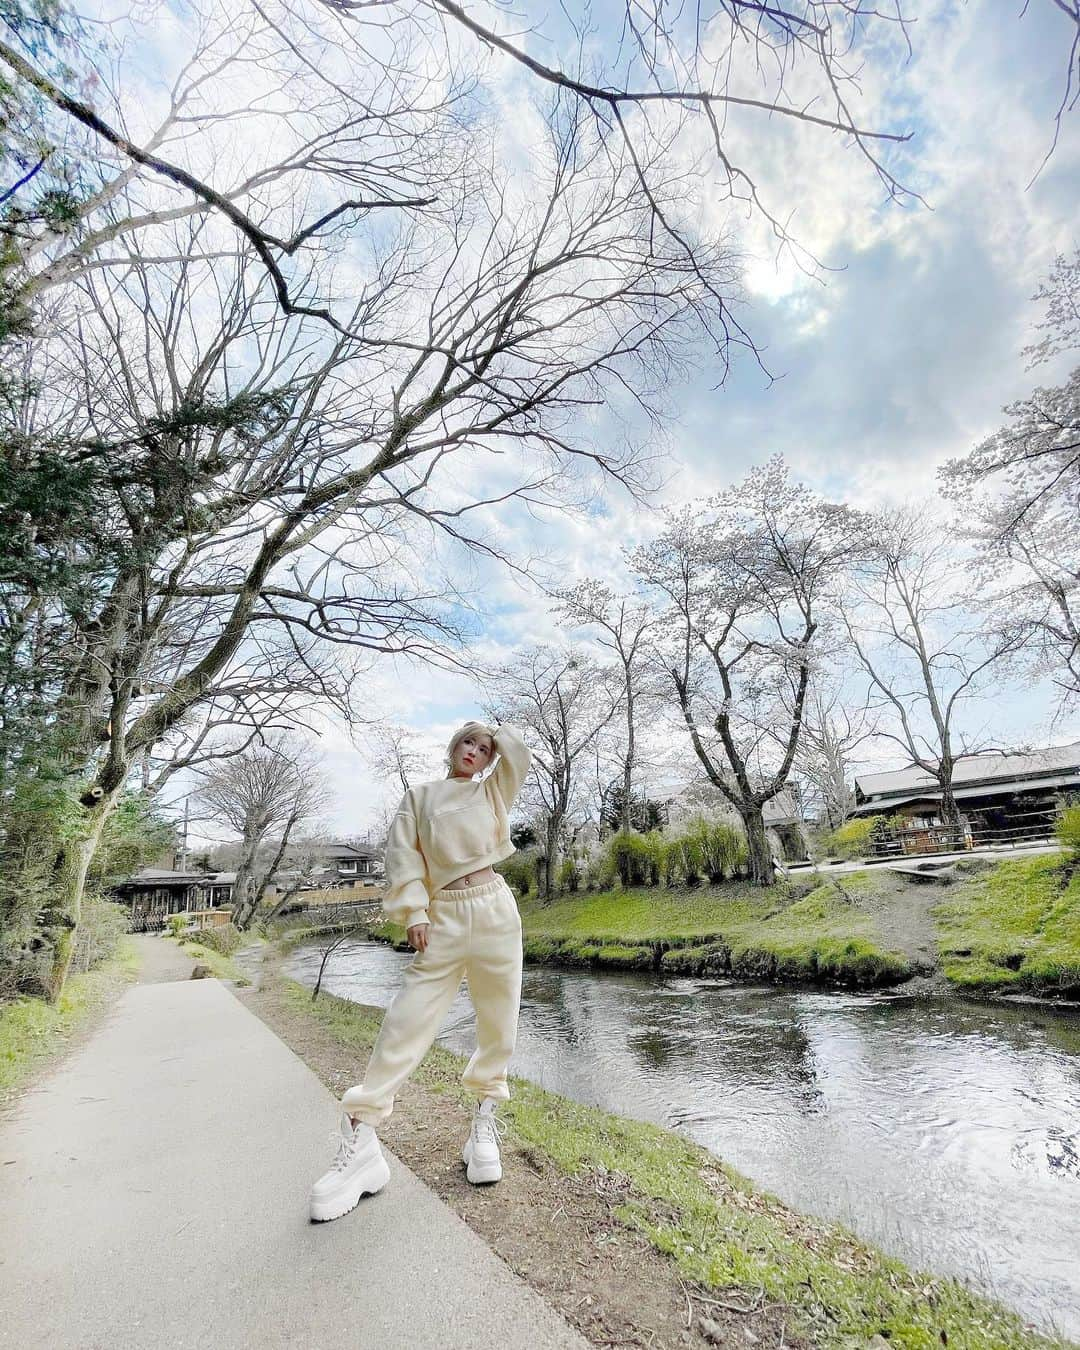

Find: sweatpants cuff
<box><xmin>462</xmin><ymin>1082</ymin><xmax>510</xmax><ymax>1102</ymax></box>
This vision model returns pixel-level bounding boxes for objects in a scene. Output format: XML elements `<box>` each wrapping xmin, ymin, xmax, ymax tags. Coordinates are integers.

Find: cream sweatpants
<box><xmin>340</xmin><ymin>876</ymin><xmax>523</xmax><ymax>1126</ymax></box>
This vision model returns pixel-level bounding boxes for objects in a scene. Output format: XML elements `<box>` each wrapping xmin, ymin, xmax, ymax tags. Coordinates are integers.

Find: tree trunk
<box><xmin>541</xmin><ymin>813</ymin><xmax>561</xmax><ymax>901</ymax></box>
<box><xmin>230</xmin><ymin>831</ymin><xmax>260</xmax><ymax>929</ymax></box>
<box><xmin>621</xmin><ymin>686</ymin><xmax>634</xmax><ymax>835</ymax></box>
<box><xmin>44</xmin><ymin>794</ymin><xmax>118</xmax><ymax>1003</ymax></box>
<box><xmin>739</xmin><ymin>804</ymin><xmax>775</xmax><ymax>887</ymax></box>
<box><xmin>939</xmin><ymin>780</ymin><xmax>964</xmax><ymax>850</ymax></box>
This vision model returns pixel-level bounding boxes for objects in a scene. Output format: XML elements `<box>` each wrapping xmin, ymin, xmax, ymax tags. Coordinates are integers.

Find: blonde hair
<box><xmin>444</xmin><ymin>720</ymin><xmax>496</xmax><ymax>777</ymax></box>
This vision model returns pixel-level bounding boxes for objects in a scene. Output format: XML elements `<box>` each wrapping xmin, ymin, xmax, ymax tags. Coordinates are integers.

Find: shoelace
<box><xmin>472</xmin><ymin>1110</ymin><xmax>505</xmax><ymax>1149</ymax></box>
<box><xmin>328</xmin><ymin>1128</ymin><xmax>361</xmax><ymax>1172</ymax></box>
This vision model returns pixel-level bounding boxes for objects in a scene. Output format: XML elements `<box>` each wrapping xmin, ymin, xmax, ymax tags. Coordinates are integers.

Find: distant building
<box><xmin>309</xmin><ymin>842</ymin><xmax>383</xmax><ymax>890</ymax></box>
<box><xmin>111</xmin><ymin>869</ymin><xmax>236</xmax><ymax>929</ymax></box>
<box><xmin>851</xmin><ymin>742</ymin><xmax>1080</xmax><ymax>852</ymax></box>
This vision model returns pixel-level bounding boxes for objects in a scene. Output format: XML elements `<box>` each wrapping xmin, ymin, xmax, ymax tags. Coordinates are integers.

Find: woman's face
<box><xmin>450</xmin><ymin>731</ymin><xmax>494</xmax><ymax>778</ymax></box>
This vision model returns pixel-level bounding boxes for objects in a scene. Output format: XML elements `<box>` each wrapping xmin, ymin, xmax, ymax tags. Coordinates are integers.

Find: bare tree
<box><xmin>310</xmin><ymin>906</ymin><xmax>371</xmax><ymax>1001</ymax></box>
<box><xmin>362</xmin><ymin>722</ymin><xmax>427</xmax><ymax>796</ymax></box>
<box><xmin>317</xmin><ymin>0</ymin><xmax>919</xmax><ymax>285</ymax></box>
<box><xmin>966</xmin><ymin>511</ymin><xmax>1079</xmax><ymax>718</ymax></box>
<box><xmin>553</xmin><ymin>581</ymin><xmax>659</xmax><ymax>835</ymax></box>
<box><xmin>841</xmin><ymin>508</ymin><xmax>1026</xmax><ymax>844</ymax></box>
<box><xmin>1032</xmin><ymin>2</ymin><xmax>1080</xmax><ymax>175</ymax></box>
<box><xmin>260</xmin><ymin>835</ymin><xmax>332</xmax><ymax>927</ymax></box>
<box><xmin>1</xmin><ymin>1</ymin><xmax>920</xmax><ymax>341</ymax></box>
<box><xmin>796</xmin><ymin>684</ymin><xmax>876</xmax><ymax>830</ymax></box>
<box><xmin>942</xmin><ymin>250</ymin><xmax>1078</xmax><ymax>534</ymax></box>
<box><xmin>194</xmin><ymin>736</ymin><xmax>329</xmax><ymax>929</ymax></box>
<box><xmin>1</xmin><ymin>2</ymin><xmax>461</xmax><ymax>326</ymax></box>
<box><xmin>631</xmin><ymin>458</ymin><xmax>855</xmax><ymax>886</ymax></box>
<box><xmin>942</xmin><ymin>251</ymin><xmax>1079</xmax><ymax>714</ymax></box>
<box><xmin>13</xmin><ymin>85</ymin><xmax>740</xmax><ymax>1000</ymax></box>
<box><xmin>488</xmin><ymin>646</ymin><xmax>620</xmax><ymax>899</ymax></box>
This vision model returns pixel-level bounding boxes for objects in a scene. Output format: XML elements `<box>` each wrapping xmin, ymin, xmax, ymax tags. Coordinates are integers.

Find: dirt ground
<box><xmin>236</xmin><ymin>960</ymin><xmax>806</xmax><ymax>1350</ymax></box>
<box><xmin>850</xmin><ymin>872</ymin><xmax>950</xmax><ymax>981</ymax></box>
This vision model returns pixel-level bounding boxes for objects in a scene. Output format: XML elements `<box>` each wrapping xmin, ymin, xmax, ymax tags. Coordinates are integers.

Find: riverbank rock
<box><xmin>190</xmin><ymin>963</ymin><xmax>212</xmax><ymax>980</ymax></box>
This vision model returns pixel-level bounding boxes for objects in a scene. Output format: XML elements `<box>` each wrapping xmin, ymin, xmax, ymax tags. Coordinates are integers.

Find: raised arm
<box><xmin>381</xmin><ymin>792</ymin><xmax>431</xmax><ymax>929</ymax></box>
<box><xmin>485</xmin><ymin>723</ymin><xmax>532</xmax><ymax>810</ymax></box>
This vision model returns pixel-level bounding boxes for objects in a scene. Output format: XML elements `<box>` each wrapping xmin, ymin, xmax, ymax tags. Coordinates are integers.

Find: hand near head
<box><xmin>407</xmin><ymin>923</ymin><xmax>430</xmax><ymax>953</ymax></box>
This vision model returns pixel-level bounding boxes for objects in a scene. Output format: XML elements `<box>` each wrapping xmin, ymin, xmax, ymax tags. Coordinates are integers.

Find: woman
<box><xmin>309</xmin><ymin>719</ymin><xmax>532</xmax><ymax>1222</ymax></box>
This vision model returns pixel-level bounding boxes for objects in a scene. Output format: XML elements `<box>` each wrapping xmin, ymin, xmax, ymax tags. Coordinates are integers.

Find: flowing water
<box><xmin>285</xmin><ymin>939</ymin><xmax>1080</xmax><ymax>1338</ymax></box>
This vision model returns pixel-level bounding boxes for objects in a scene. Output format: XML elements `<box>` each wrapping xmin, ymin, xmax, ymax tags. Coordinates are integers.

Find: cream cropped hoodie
<box><xmin>382</xmin><ymin>724</ymin><xmax>532</xmax><ymax>929</ymax></box>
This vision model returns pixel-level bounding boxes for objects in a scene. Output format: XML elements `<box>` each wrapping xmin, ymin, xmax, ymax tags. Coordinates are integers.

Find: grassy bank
<box><xmin>517</xmin><ymin>873</ymin><xmax>913</xmax><ymax>988</ymax></box>
<box><xmin>0</xmin><ymin>936</ymin><xmax>140</xmax><ymax>1103</ymax></box>
<box><xmin>936</xmin><ymin>856</ymin><xmax>1080</xmax><ymax>996</ymax></box>
<box><xmin>271</xmin><ymin>970</ymin><xmax>1066</xmax><ymax>1349</ymax></box>
<box><xmin>348</xmin><ymin>857</ymin><xmax>1080</xmax><ymax>997</ymax></box>
<box><xmin>169</xmin><ymin>931</ymin><xmax>254</xmax><ymax>985</ymax></box>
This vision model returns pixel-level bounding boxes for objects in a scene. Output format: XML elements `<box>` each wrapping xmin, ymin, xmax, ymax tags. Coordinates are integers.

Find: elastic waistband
<box><xmin>431</xmin><ymin>876</ymin><xmax>510</xmax><ymax>901</ymax></box>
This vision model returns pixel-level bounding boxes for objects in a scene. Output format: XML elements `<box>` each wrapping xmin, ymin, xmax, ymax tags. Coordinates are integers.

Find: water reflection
<box><xmin>286</xmin><ymin>939</ymin><xmax>1080</xmax><ymax>1338</ymax></box>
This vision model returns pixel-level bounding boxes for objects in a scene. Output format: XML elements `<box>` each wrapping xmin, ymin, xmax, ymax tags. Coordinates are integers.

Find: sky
<box><xmin>136</xmin><ymin>0</ymin><xmax>1079</xmax><ymax>848</ymax></box>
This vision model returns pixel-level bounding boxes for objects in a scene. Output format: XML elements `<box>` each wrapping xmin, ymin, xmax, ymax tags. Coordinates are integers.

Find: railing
<box><xmin>129</xmin><ymin>911</ymin><xmax>169</xmax><ymax>933</ymax></box>
<box><xmin>293</xmin><ymin>899</ymin><xmax>383</xmax><ymax>924</ymax></box>
<box><xmin>188</xmin><ymin>908</ymin><xmax>233</xmax><ymax>929</ymax></box>
<box><xmin>868</xmin><ymin>805</ymin><xmax>1062</xmax><ymax>859</ymax></box>
<box><xmin>128</xmin><ymin>907</ymin><xmax>233</xmax><ymax>934</ymax></box>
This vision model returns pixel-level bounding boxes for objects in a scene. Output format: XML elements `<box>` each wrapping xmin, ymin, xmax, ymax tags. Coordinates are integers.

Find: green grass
<box><xmin>936</xmin><ymin>857</ymin><xmax>1080</xmax><ymax>995</ymax></box>
<box><xmin>282</xmin><ymin>976</ymin><xmax>1067</xmax><ymax>1350</ymax></box>
<box><xmin>518</xmin><ymin>875</ymin><xmax>912</xmax><ymax>987</ymax></box>
<box><xmin>0</xmin><ymin>937</ymin><xmax>141</xmax><ymax>1101</ymax></box>
<box><xmin>174</xmin><ymin>936</ymin><xmax>252</xmax><ymax>985</ymax></box>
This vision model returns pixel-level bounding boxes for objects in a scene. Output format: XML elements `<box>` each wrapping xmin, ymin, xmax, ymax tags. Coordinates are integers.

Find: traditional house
<box><xmin>110</xmin><ymin>869</ymin><xmax>236</xmax><ymax>930</ymax></box>
<box><xmin>319</xmin><ymin>842</ymin><xmax>382</xmax><ymax>887</ymax></box>
<box><xmin>850</xmin><ymin>742</ymin><xmax>1080</xmax><ymax>854</ymax></box>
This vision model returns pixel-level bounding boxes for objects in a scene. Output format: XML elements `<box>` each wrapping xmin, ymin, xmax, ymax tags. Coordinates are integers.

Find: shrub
<box><xmin>824</xmin><ymin>815</ymin><xmax>883</xmax><ymax>860</ymax></box>
<box><xmin>606</xmin><ymin>831</ymin><xmax>656</xmax><ymax>887</ymax></box>
<box><xmin>640</xmin><ymin>830</ymin><xmax>669</xmax><ymax>885</ymax></box>
<box><xmin>666</xmin><ymin>829</ymin><xmax>705</xmax><ymax>885</ymax></box>
<box><xmin>585</xmin><ymin>848</ymin><xmax>616</xmax><ymax>892</ymax></box>
<box><xmin>68</xmin><ymin>894</ymin><xmax>129</xmax><ymax>974</ymax></box>
<box><xmin>1057</xmin><ymin>805</ymin><xmax>1080</xmax><ymax>858</ymax></box>
<box><xmin>167</xmin><ymin>914</ymin><xmax>188</xmax><ymax>938</ymax></box>
<box><xmin>686</xmin><ymin>816</ymin><xmax>748</xmax><ymax>882</ymax></box>
<box><xmin>497</xmin><ymin>852</ymin><xmax>536</xmax><ymax>899</ymax></box>
<box><xmin>556</xmin><ymin>855</ymin><xmax>582</xmax><ymax>893</ymax></box>
<box><xmin>186</xmin><ymin>922</ymin><xmax>242</xmax><ymax>956</ymax></box>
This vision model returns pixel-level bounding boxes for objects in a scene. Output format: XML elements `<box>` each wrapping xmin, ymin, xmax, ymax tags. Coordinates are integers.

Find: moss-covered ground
<box><xmin>513</xmin><ymin>874</ymin><xmax>912</xmax><ymax>987</ymax></box>
<box><xmin>357</xmin><ymin>855</ymin><xmax>1080</xmax><ymax>998</ymax></box>
<box><xmin>935</xmin><ymin>856</ymin><xmax>1080</xmax><ymax>996</ymax></box>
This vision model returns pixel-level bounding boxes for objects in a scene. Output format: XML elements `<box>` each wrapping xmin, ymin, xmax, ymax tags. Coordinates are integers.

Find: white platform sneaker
<box><xmin>310</xmin><ymin>1113</ymin><xmax>391</xmax><ymax>1222</ymax></box>
<box><xmin>462</xmin><ymin>1099</ymin><xmax>505</xmax><ymax>1184</ymax></box>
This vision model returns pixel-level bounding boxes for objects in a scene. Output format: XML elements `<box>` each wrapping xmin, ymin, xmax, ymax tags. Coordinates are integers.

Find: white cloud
<box><xmin>128</xmin><ymin>0</ymin><xmax>1077</xmax><ymax>839</ymax></box>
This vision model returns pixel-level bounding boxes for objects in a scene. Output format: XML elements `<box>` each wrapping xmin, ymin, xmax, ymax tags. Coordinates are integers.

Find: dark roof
<box><xmin>113</xmin><ymin>868</ymin><xmax>234</xmax><ymax>889</ymax></box>
<box><xmin>851</xmin><ymin>771</ymin><xmax>1080</xmax><ymax>815</ymax></box>
<box><xmin>323</xmin><ymin>842</ymin><xmax>377</xmax><ymax>860</ymax></box>
<box><xmin>854</xmin><ymin>743</ymin><xmax>1080</xmax><ymax>806</ymax></box>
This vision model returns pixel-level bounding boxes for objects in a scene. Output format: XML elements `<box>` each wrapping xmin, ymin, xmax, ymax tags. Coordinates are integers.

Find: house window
<box><xmin>339</xmin><ymin>860</ymin><xmax>357</xmax><ymax>874</ymax></box>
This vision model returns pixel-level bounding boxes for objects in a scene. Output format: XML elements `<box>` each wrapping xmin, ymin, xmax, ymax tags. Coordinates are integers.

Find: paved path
<box><xmin>0</xmin><ymin>944</ymin><xmax>587</xmax><ymax>1350</ymax></box>
<box><xmin>130</xmin><ymin>931</ymin><xmax>197</xmax><ymax>981</ymax></box>
<box><xmin>785</xmin><ymin>841</ymin><xmax>1063</xmax><ymax>876</ymax></box>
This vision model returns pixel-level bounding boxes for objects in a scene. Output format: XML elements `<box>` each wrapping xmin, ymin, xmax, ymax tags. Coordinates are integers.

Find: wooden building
<box><xmin>850</xmin><ymin>742</ymin><xmax>1080</xmax><ymax>855</ymax></box>
<box><xmin>111</xmin><ymin>869</ymin><xmax>236</xmax><ymax>930</ymax></box>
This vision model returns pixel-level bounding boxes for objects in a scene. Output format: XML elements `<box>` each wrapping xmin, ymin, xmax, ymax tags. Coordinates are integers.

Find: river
<box><xmin>285</xmin><ymin>938</ymin><xmax>1080</xmax><ymax>1339</ymax></box>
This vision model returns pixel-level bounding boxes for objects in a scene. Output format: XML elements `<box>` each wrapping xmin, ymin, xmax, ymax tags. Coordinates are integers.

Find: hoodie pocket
<box><xmin>424</xmin><ymin>801</ymin><xmax>497</xmax><ymax>870</ymax></box>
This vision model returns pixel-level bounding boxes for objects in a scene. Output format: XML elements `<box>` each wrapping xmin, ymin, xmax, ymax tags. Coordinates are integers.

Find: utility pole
<box><xmin>177</xmin><ymin>798</ymin><xmax>190</xmax><ymax>872</ymax></box>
